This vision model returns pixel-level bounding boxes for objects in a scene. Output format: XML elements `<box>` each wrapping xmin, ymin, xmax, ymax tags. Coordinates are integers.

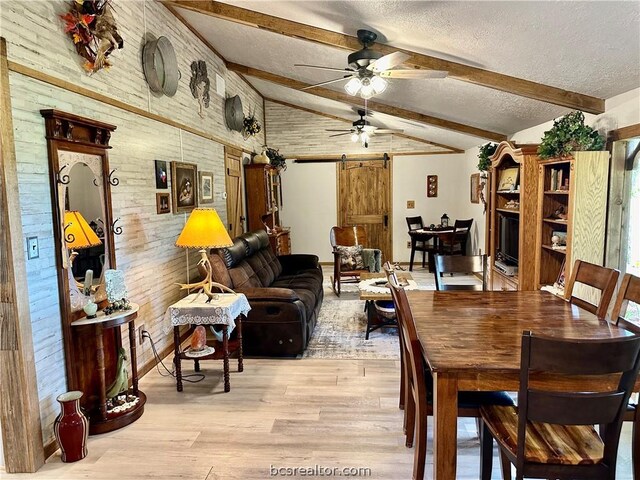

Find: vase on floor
<box><xmin>54</xmin><ymin>391</ymin><xmax>89</xmax><ymax>462</ymax></box>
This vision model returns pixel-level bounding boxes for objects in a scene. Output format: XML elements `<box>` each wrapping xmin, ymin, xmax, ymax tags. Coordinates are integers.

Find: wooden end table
<box><xmin>70</xmin><ymin>303</ymin><xmax>146</xmax><ymax>435</ymax></box>
<box><xmin>359</xmin><ymin>272</ymin><xmax>413</xmax><ymax>339</ymax></box>
<box><xmin>166</xmin><ymin>293</ymin><xmax>251</xmax><ymax>392</ymax></box>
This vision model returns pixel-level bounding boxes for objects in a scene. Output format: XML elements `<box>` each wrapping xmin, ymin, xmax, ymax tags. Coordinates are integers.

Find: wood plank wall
<box><xmin>0</xmin><ymin>0</ymin><xmax>265</xmax><ymax>451</ymax></box>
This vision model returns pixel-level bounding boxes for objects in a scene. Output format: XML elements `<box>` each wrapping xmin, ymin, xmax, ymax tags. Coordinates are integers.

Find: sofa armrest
<box><xmin>238</xmin><ymin>287</ymin><xmax>300</xmax><ymax>302</ymax></box>
<box><xmin>277</xmin><ymin>254</ymin><xmax>320</xmax><ymax>275</ymax></box>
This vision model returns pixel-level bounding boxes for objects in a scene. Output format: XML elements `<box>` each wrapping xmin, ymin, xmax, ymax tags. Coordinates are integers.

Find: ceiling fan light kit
<box><xmin>296</xmin><ymin>29</ymin><xmax>446</xmax><ymax>99</ymax></box>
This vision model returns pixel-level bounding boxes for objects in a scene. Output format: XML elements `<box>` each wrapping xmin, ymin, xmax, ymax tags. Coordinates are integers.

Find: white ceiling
<box><xmin>174</xmin><ymin>1</ymin><xmax>640</xmax><ymax>149</ymax></box>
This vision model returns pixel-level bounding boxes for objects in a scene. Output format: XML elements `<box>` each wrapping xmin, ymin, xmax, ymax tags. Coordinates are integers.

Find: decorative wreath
<box><xmin>242</xmin><ymin>115</ymin><xmax>262</xmax><ymax>138</ymax></box>
<box><xmin>60</xmin><ymin>0</ymin><xmax>123</xmax><ymax>74</ymax></box>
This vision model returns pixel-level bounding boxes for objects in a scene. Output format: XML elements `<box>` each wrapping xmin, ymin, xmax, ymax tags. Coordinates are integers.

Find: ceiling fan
<box><xmin>326</xmin><ymin>109</ymin><xmax>403</xmax><ymax>148</ymax></box>
<box><xmin>295</xmin><ymin>29</ymin><xmax>448</xmax><ymax>99</ymax></box>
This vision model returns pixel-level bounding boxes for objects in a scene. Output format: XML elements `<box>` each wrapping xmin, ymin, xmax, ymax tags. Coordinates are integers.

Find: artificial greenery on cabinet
<box><xmin>477</xmin><ymin>142</ymin><xmax>497</xmax><ymax>172</ymax></box>
<box><xmin>537</xmin><ymin>111</ymin><xmax>605</xmax><ymax>159</ymax></box>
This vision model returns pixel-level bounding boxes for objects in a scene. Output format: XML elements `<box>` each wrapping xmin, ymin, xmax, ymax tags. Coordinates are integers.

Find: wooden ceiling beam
<box><xmin>164</xmin><ymin>0</ymin><xmax>605</xmax><ymax>114</ymax></box>
<box><xmin>228</xmin><ymin>63</ymin><xmax>506</xmax><ymax>141</ymax></box>
<box><xmin>265</xmin><ymin>98</ymin><xmax>464</xmax><ymax>153</ymax></box>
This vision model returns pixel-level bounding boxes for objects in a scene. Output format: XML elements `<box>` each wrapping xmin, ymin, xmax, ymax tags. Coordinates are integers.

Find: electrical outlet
<box><xmin>138</xmin><ymin>325</ymin><xmax>145</xmax><ymax>345</ymax></box>
<box><xmin>407</xmin><ymin>241</ymin><xmax>411</xmax><ymax>248</ymax></box>
<box><xmin>407</xmin><ymin>200</ymin><xmax>415</xmax><ymax>209</ymax></box>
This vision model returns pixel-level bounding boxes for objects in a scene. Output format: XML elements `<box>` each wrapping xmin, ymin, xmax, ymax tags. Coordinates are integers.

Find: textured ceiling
<box><xmin>174</xmin><ymin>1</ymin><xmax>640</xmax><ymax>148</ymax></box>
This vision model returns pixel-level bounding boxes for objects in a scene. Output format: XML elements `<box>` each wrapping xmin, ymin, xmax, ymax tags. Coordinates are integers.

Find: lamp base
<box><xmin>176</xmin><ymin>249</ymin><xmax>237</xmax><ymax>300</ymax></box>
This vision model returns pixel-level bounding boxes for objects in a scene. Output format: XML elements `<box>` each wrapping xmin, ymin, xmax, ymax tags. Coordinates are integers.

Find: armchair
<box><xmin>330</xmin><ymin>225</ymin><xmax>380</xmax><ymax>296</ymax></box>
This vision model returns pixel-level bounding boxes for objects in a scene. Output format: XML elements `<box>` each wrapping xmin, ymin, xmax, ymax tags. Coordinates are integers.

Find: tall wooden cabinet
<box><xmin>488</xmin><ymin>142</ymin><xmax>541</xmax><ymax>291</ymax></box>
<box><xmin>244</xmin><ymin>164</ymin><xmax>291</xmax><ymax>255</ymax></box>
<box><xmin>534</xmin><ymin>152</ymin><xmax>610</xmax><ymax>297</ymax></box>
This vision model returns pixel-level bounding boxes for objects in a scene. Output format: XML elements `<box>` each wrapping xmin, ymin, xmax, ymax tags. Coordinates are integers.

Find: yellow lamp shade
<box><xmin>176</xmin><ymin>208</ymin><xmax>233</xmax><ymax>249</ymax></box>
<box><xmin>64</xmin><ymin>211</ymin><xmax>102</xmax><ymax>250</ymax></box>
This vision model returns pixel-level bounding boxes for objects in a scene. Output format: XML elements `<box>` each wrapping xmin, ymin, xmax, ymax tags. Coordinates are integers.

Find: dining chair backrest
<box><xmin>434</xmin><ymin>254</ymin><xmax>487</xmax><ymax>291</ymax></box>
<box><xmin>453</xmin><ymin>218</ymin><xmax>473</xmax><ymax>233</ymax></box>
<box><xmin>406</xmin><ymin>216</ymin><xmax>424</xmax><ymax>232</ymax></box>
<box><xmin>564</xmin><ymin>259</ymin><xmax>619</xmax><ymax>319</ymax></box>
<box><xmin>611</xmin><ymin>273</ymin><xmax>640</xmax><ymax>334</ymax></box>
<box><xmin>515</xmin><ymin>330</ymin><xmax>640</xmax><ymax>473</ymax></box>
<box><xmin>388</xmin><ymin>273</ymin><xmax>428</xmax><ymax>403</ymax></box>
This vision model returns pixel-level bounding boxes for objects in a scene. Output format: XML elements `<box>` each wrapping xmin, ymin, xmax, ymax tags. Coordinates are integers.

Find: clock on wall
<box><xmin>225</xmin><ymin>95</ymin><xmax>244</xmax><ymax>132</ymax></box>
<box><xmin>142</xmin><ymin>36</ymin><xmax>180</xmax><ymax>97</ymax></box>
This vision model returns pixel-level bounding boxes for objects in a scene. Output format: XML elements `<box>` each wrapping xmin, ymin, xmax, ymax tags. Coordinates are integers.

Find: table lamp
<box><xmin>175</xmin><ymin>208</ymin><xmax>236</xmax><ymax>301</ymax></box>
<box><xmin>64</xmin><ymin>210</ymin><xmax>102</xmax><ymax>268</ymax></box>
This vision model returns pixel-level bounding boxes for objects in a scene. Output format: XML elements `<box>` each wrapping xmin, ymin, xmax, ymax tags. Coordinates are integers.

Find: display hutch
<box><xmin>488</xmin><ymin>141</ymin><xmax>541</xmax><ymax>291</ymax></box>
<box><xmin>534</xmin><ymin>151</ymin><xmax>610</xmax><ymax>297</ymax></box>
<box><xmin>244</xmin><ymin>164</ymin><xmax>291</xmax><ymax>255</ymax></box>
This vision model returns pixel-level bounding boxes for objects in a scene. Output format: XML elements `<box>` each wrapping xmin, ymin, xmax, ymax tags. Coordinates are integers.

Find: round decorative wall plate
<box><xmin>143</xmin><ymin>36</ymin><xmax>180</xmax><ymax>97</ymax></box>
<box><xmin>225</xmin><ymin>95</ymin><xmax>244</xmax><ymax>132</ymax></box>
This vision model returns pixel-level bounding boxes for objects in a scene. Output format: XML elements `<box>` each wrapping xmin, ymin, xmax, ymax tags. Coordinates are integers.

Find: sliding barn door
<box><xmin>337</xmin><ymin>159</ymin><xmax>392</xmax><ymax>262</ymax></box>
<box><xmin>224</xmin><ymin>147</ymin><xmax>244</xmax><ymax>237</ymax></box>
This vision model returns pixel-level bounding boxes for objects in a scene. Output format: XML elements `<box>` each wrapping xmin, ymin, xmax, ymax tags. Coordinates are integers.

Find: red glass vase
<box><xmin>54</xmin><ymin>391</ymin><xmax>88</xmax><ymax>462</ymax></box>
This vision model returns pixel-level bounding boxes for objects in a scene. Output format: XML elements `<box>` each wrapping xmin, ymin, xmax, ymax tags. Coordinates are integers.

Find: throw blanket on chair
<box><xmin>362</xmin><ymin>248</ymin><xmax>382</xmax><ymax>273</ymax></box>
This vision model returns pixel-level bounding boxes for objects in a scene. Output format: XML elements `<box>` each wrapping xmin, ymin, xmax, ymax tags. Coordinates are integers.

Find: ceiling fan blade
<box><xmin>301</xmin><ymin>76</ymin><xmax>354</xmax><ymax>90</ymax></box>
<box><xmin>374</xmin><ymin>129</ymin><xmax>404</xmax><ymax>134</ymax></box>
<box><xmin>329</xmin><ymin>132</ymin><xmax>353</xmax><ymax>138</ymax></box>
<box><xmin>368</xmin><ymin>52</ymin><xmax>411</xmax><ymax>72</ymax></box>
<box><xmin>379</xmin><ymin>69</ymin><xmax>448</xmax><ymax>79</ymax></box>
<box><xmin>325</xmin><ymin>129</ymin><xmax>353</xmax><ymax>132</ymax></box>
<box><xmin>295</xmin><ymin>64</ymin><xmax>355</xmax><ymax>73</ymax></box>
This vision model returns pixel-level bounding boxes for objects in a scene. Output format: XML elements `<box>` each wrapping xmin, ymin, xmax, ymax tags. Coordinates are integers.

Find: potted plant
<box><xmin>265</xmin><ymin>147</ymin><xmax>286</xmax><ymax>170</ymax></box>
<box><xmin>537</xmin><ymin>111</ymin><xmax>604</xmax><ymax>159</ymax></box>
<box><xmin>477</xmin><ymin>142</ymin><xmax>497</xmax><ymax>174</ymax></box>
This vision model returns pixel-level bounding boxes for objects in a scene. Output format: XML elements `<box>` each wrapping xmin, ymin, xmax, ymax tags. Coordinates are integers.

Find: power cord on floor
<box><xmin>142</xmin><ymin>330</ymin><xmax>205</xmax><ymax>384</ymax></box>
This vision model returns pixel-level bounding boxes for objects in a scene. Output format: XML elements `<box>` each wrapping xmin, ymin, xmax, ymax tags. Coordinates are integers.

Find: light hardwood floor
<box><xmin>2</xmin><ymin>356</ymin><xmax>635</xmax><ymax>479</ymax></box>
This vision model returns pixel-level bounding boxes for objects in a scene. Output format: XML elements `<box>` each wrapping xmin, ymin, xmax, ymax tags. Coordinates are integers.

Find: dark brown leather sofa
<box><xmin>206</xmin><ymin>230</ymin><xmax>323</xmax><ymax>356</ymax></box>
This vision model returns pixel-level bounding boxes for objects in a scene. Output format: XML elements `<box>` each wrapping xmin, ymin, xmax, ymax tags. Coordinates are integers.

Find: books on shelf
<box><xmin>548</xmin><ymin>168</ymin><xmax>569</xmax><ymax>191</ymax></box>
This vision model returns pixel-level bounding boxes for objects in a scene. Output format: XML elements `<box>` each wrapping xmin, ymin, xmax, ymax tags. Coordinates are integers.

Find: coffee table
<box><xmin>359</xmin><ymin>272</ymin><xmax>413</xmax><ymax>339</ymax></box>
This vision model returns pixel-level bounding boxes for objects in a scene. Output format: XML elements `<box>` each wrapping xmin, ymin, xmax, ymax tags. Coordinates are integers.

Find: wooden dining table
<box><xmin>405</xmin><ymin>289</ymin><xmax>638</xmax><ymax>480</ymax></box>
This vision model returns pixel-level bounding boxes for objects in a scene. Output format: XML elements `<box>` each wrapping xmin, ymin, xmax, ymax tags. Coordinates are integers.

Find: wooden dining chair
<box><xmin>439</xmin><ymin>218</ymin><xmax>473</xmax><ymax>255</ymax></box>
<box><xmin>329</xmin><ymin>225</ymin><xmax>370</xmax><ymax>296</ymax></box>
<box><xmin>387</xmin><ymin>270</ymin><xmax>514</xmax><ymax>480</ymax></box>
<box><xmin>480</xmin><ymin>331</ymin><xmax>640</xmax><ymax>480</ymax></box>
<box><xmin>434</xmin><ymin>254</ymin><xmax>487</xmax><ymax>291</ymax></box>
<box><xmin>564</xmin><ymin>259</ymin><xmax>620</xmax><ymax>319</ymax></box>
<box><xmin>406</xmin><ymin>216</ymin><xmax>434</xmax><ymax>270</ymax></box>
<box><xmin>611</xmin><ymin>273</ymin><xmax>640</xmax><ymax>480</ymax></box>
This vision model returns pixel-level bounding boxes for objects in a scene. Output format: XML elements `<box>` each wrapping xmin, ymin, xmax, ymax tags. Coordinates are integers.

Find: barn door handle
<box><xmin>384</xmin><ymin>214</ymin><xmax>388</xmax><ymax>228</ymax></box>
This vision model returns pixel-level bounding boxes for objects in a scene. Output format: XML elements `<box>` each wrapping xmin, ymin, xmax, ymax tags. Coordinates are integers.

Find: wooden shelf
<box><xmin>544</xmin><ymin>190</ymin><xmax>569</xmax><ymax>195</ymax></box>
<box><xmin>497</xmin><ymin>190</ymin><xmax>520</xmax><ymax>195</ymax></box>
<box><xmin>541</xmin><ymin>244</ymin><xmax>567</xmax><ymax>254</ymax></box>
<box><xmin>543</xmin><ymin>218</ymin><xmax>568</xmax><ymax>225</ymax></box>
<box><xmin>495</xmin><ymin>208</ymin><xmax>520</xmax><ymax>214</ymax></box>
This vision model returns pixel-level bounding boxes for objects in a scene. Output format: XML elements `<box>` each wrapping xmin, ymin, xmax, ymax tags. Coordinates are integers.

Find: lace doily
<box><xmin>163</xmin><ymin>293</ymin><xmax>251</xmax><ymax>335</ymax></box>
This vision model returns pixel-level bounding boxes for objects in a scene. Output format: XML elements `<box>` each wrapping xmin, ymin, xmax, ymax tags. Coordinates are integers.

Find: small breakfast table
<box><xmin>405</xmin><ymin>289</ymin><xmax>637</xmax><ymax>480</ymax></box>
<box><xmin>408</xmin><ymin>227</ymin><xmax>458</xmax><ymax>271</ymax></box>
<box><xmin>166</xmin><ymin>293</ymin><xmax>251</xmax><ymax>392</ymax></box>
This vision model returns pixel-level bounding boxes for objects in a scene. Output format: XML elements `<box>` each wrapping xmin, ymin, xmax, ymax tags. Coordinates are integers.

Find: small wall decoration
<box><xmin>154</xmin><ymin>160</ymin><xmax>168</xmax><ymax>189</ymax></box>
<box><xmin>497</xmin><ymin>167</ymin><xmax>519</xmax><ymax>191</ymax></box>
<box><xmin>198</xmin><ymin>171</ymin><xmax>214</xmax><ymax>205</ymax></box>
<box><xmin>189</xmin><ymin>60</ymin><xmax>210</xmax><ymax>119</ymax></box>
<box><xmin>171</xmin><ymin>161</ymin><xmax>197</xmax><ymax>213</ymax></box>
<box><xmin>60</xmin><ymin>0</ymin><xmax>123</xmax><ymax>74</ymax></box>
<box><xmin>242</xmin><ymin>113</ymin><xmax>261</xmax><ymax>139</ymax></box>
<box><xmin>156</xmin><ymin>193</ymin><xmax>170</xmax><ymax>214</ymax></box>
<box><xmin>426</xmin><ymin>175</ymin><xmax>438</xmax><ymax>197</ymax></box>
<box><xmin>142</xmin><ymin>36</ymin><xmax>179</xmax><ymax>97</ymax></box>
<box><xmin>470</xmin><ymin>173</ymin><xmax>480</xmax><ymax>204</ymax></box>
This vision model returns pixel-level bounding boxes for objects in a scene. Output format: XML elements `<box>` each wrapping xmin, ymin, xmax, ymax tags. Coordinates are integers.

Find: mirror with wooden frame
<box><xmin>41</xmin><ymin>109</ymin><xmax>119</xmax><ymax>415</ymax></box>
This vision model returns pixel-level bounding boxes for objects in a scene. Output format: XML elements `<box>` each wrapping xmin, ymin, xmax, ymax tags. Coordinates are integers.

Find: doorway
<box><xmin>337</xmin><ymin>159</ymin><xmax>392</xmax><ymax>261</ymax></box>
<box><xmin>224</xmin><ymin>146</ymin><xmax>244</xmax><ymax>237</ymax></box>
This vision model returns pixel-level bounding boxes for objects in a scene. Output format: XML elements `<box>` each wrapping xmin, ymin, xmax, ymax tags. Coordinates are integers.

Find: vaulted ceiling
<box><xmin>166</xmin><ymin>0</ymin><xmax>640</xmax><ymax>150</ymax></box>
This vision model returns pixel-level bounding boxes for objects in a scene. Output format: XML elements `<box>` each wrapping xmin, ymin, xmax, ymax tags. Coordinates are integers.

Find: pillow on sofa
<box><xmin>335</xmin><ymin>245</ymin><xmax>365</xmax><ymax>271</ymax></box>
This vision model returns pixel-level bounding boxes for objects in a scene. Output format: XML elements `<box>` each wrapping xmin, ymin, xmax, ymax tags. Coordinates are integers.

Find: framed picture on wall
<box><xmin>470</xmin><ymin>173</ymin><xmax>480</xmax><ymax>203</ymax></box>
<box><xmin>156</xmin><ymin>192</ymin><xmax>171</xmax><ymax>214</ymax></box>
<box><xmin>199</xmin><ymin>171</ymin><xmax>214</xmax><ymax>204</ymax></box>
<box><xmin>171</xmin><ymin>161</ymin><xmax>198</xmax><ymax>213</ymax></box>
<box><xmin>155</xmin><ymin>160</ymin><xmax>168</xmax><ymax>189</ymax></box>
